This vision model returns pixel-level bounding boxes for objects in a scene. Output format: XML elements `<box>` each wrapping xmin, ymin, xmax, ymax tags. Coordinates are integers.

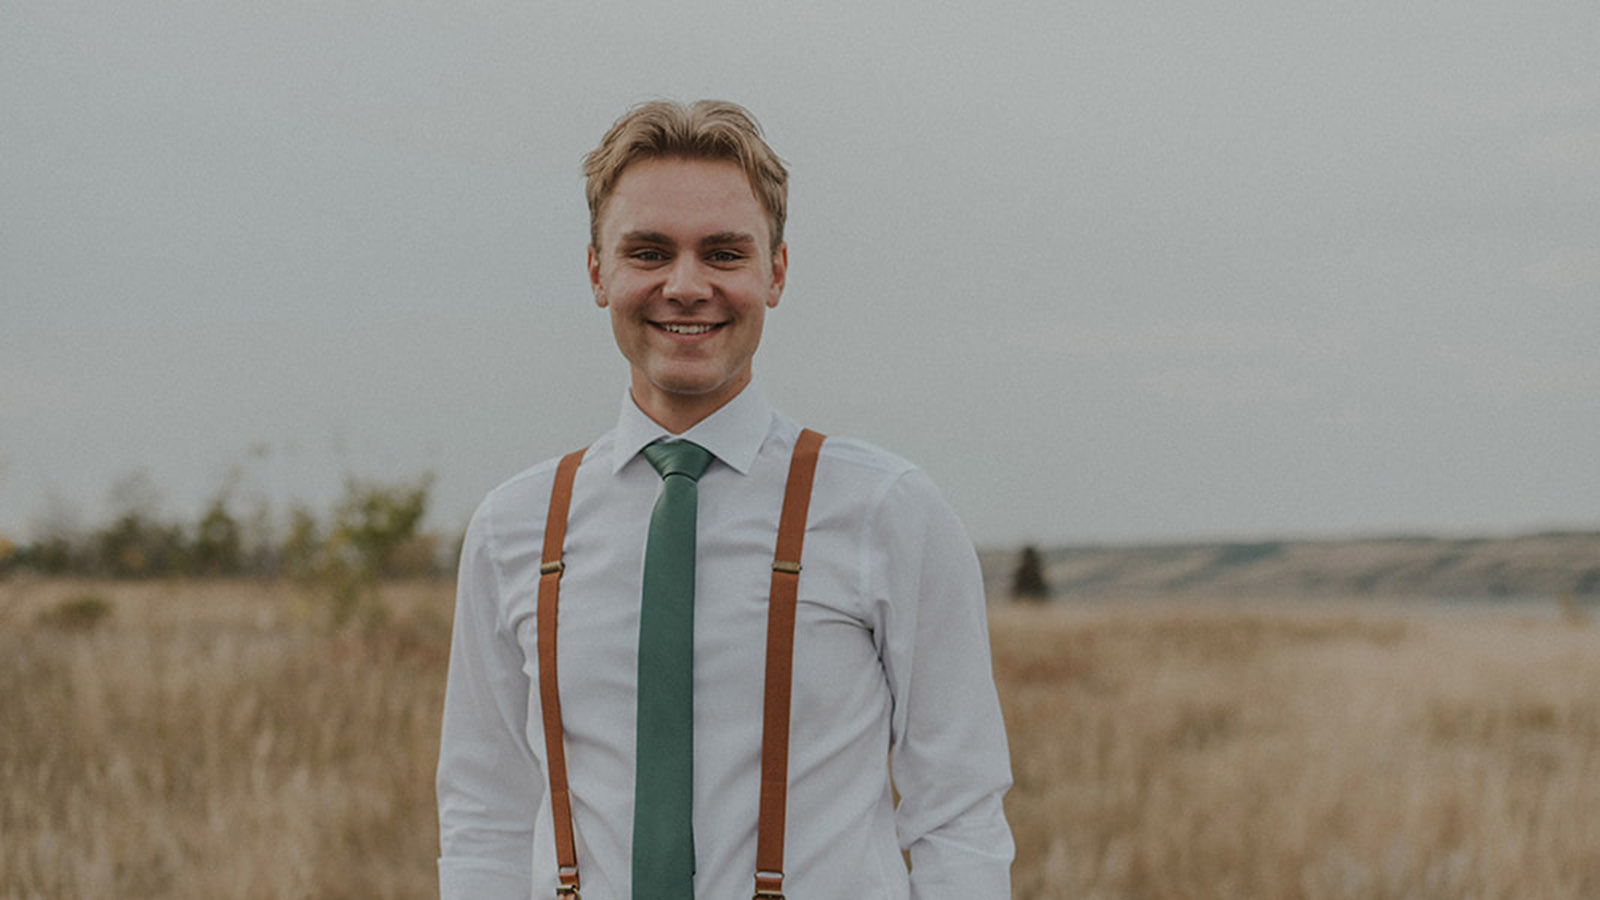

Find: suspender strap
<box><xmin>753</xmin><ymin>427</ymin><xmax>825</xmax><ymax>900</ymax></box>
<box><xmin>535</xmin><ymin>429</ymin><xmax>826</xmax><ymax>900</ymax></box>
<box><xmin>538</xmin><ymin>448</ymin><xmax>586</xmax><ymax>898</ymax></box>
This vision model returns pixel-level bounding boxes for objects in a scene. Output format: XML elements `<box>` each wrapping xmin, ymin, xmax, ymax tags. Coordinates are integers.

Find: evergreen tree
<box><xmin>1011</xmin><ymin>544</ymin><xmax>1050</xmax><ymax>602</ymax></box>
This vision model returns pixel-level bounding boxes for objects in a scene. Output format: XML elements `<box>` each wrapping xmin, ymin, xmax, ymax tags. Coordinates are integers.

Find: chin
<box><xmin>650</xmin><ymin>365</ymin><xmax>731</xmax><ymax>392</ymax></box>
<box><xmin>654</xmin><ymin>379</ymin><xmax>726</xmax><ymax>398</ymax></box>
<box><xmin>645</xmin><ymin>367</ymin><xmax>747</xmax><ymax>401</ymax></box>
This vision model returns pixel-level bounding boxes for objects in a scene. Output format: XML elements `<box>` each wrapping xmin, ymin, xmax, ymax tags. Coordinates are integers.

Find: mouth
<box><xmin>653</xmin><ymin>321</ymin><xmax>724</xmax><ymax>336</ymax></box>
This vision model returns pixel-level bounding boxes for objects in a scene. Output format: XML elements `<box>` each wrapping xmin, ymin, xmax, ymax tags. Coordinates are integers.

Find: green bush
<box><xmin>38</xmin><ymin>593</ymin><xmax>114</xmax><ymax>631</ymax></box>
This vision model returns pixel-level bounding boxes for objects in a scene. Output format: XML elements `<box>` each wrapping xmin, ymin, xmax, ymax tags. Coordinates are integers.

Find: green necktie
<box><xmin>634</xmin><ymin>440</ymin><xmax>713</xmax><ymax>899</ymax></box>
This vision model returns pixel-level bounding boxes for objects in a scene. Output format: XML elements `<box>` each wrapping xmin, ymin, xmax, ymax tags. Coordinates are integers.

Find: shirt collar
<box><xmin>609</xmin><ymin>381</ymin><xmax>773</xmax><ymax>476</ymax></box>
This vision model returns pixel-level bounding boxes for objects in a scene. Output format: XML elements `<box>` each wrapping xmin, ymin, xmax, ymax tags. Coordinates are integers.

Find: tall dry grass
<box><xmin>994</xmin><ymin>600</ymin><xmax>1600</xmax><ymax>899</ymax></box>
<box><xmin>1</xmin><ymin>579</ymin><xmax>449</xmax><ymax>899</ymax></box>
<box><xmin>3</xmin><ymin>580</ymin><xmax>1597</xmax><ymax>898</ymax></box>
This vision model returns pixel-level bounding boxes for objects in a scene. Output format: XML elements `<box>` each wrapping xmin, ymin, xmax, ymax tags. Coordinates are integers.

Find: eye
<box><xmin>707</xmin><ymin>249</ymin><xmax>745</xmax><ymax>264</ymax></box>
<box><xmin>629</xmin><ymin>248</ymin><xmax>668</xmax><ymax>263</ymax></box>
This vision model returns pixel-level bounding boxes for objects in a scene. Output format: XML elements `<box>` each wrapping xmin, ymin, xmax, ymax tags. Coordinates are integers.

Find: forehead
<box><xmin>599</xmin><ymin>157</ymin><xmax>769</xmax><ymax>246</ymax></box>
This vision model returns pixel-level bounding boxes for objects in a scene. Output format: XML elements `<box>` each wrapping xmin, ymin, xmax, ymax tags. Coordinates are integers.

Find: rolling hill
<box><xmin>980</xmin><ymin>531</ymin><xmax>1600</xmax><ymax>601</ymax></box>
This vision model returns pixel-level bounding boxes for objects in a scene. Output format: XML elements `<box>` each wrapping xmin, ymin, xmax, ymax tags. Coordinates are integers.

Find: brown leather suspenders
<box><xmin>535</xmin><ymin>428</ymin><xmax>826</xmax><ymax>900</ymax></box>
<box><xmin>537</xmin><ymin>448</ymin><xmax>586</xmax><ymax>898</ymax></box>
<box><xmin>752</xmin><ymin>428</ymin><xmax>824</xmax><ymax>899</ymax></box>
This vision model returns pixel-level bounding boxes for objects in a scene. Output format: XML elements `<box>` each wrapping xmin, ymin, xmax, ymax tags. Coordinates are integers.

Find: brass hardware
<box><xmin>772</xmin><ymin>560</ymin><xmax>801</xmax><ymax>574</ymax></box>
<box><xmin>754</xmin><ymin>869</ymin><xmax>785</xmax><ymax>899</ymax></box>
<box><xmin>540</xmin><ymin>560</ymin><xmax>565</xmax><ymax>575</ymax></box>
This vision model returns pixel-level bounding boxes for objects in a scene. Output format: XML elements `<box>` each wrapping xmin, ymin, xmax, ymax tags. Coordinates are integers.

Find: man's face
<box><xmin>588</xmin><ymin>157</ymin><xmax>786</xmax><ymax>431</ymax></box>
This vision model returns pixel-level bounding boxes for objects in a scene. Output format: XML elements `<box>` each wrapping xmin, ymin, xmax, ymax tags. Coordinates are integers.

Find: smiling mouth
<box><xmin>656</xmin><ymin>322</ymin><xmax>722</xmax><ymax>335</ymax></box>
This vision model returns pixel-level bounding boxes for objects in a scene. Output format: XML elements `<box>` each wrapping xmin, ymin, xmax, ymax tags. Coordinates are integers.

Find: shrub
<box><xmin>332</xmin><ymin>474</ymin><xmax>434</xmax><ymax>578</ymax></box>
<box><xmin>38</xmin><ymin>593</ymin><xmax>114</xmax><ymax>631</ymax></box>
<box><xmin>190</xmin><ymin>494</ymin><xmax>243</xmax><ymax>575</ymax></box>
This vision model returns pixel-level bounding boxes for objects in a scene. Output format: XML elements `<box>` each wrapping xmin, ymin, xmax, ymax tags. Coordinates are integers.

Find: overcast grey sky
<box><xmin>4</xmin><ymin>0</ymin><xmax>1597</xmax><ymax>548</ymax></box>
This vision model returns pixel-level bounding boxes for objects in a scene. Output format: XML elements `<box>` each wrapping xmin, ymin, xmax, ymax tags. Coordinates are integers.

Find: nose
<box><xmin>662</xmin><ymin>255</ymin><xmax>710</xmax><ymax>304</ymax></box>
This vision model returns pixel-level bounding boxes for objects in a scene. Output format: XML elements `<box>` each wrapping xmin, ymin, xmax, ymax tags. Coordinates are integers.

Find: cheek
<box><xmin>608</xmin><ymin>308</ymin><xmax>638</xmax><ymax>350</ymax></box>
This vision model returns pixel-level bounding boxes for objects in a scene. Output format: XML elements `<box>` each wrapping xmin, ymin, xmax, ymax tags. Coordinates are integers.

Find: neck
<box><xmin>630</xmin><ymin>374</ymin><xmax>751</xmax><ymax>434</ymax></box>
<box><xmin>632</xmin><ymin>390</ymin><xmax>737</xmax><ymax>435</ymax></box>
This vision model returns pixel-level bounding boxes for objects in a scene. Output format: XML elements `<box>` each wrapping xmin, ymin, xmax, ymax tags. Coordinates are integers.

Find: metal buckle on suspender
<box><xmin>753</xmin><ymin>870</ymin><xmax>785</xmax><ymax>899</ymax></box>
<box><xmin>771</xmin><ymin>560</ymin><xmax>801</xmax><ymax>575</ymax></box>
<box><xmin>540</xmin><ymin>560</ymin><xmax>565</xmax><ymax>576</ymax></box>
<box><xmin>555</xmin><ymin>865</ymin><xmax>581</xmax><ymax>898</ymax></box>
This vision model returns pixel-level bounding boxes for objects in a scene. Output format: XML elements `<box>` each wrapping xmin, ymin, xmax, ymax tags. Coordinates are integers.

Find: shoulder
<box><xmin>466</xmin><ymin>433</ymin><xmax>613</xmax><ymax>543</ymax></box>
<box><xmin>803</xmin><ymin>430</ymin><xmax>953</xmax><ymax>525</ymax></box>
<box><xmin>770</xmin><ymin>406</ymin><xmax>914</xmax><ymax>482</ymax></box>
<box><xmin>475</xmin><ymin>456</ymin><xmax>561</xmax><ymax>521</ymax></box>
<box><xmin>801</xmin><ymin>432</ymin><xmax>977</xmax><ymax>587</ymax></box>
<box><xmin>815</xmin><ymin>433</ymin><xmax>916</xmax><ymax>480</ymax></box>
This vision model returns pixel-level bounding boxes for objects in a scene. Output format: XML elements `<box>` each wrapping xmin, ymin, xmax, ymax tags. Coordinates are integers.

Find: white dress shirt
<box><xmin>437</xmin><ymin>382</ymin><xmax>1013</xmax><ymax>899</ymax></box>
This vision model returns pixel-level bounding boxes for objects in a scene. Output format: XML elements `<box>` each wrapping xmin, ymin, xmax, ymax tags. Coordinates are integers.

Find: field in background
<box><xmin>993</xmin><ymin>600</ymin><xmax>1600</xmax><ymax>899</ymax></box>
<box><xmin>3</xmin><ymin>579</ymin><xmax>1597</xmax><ymax>899</ymax></box>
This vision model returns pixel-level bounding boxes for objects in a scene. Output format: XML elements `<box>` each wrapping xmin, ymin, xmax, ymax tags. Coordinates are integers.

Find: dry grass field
<box><xmin>993</xmin><ymin>600</ymin><xmax>1600</xmax><ymax>899</ymax></box>
<box><xmin>3</xmin><ymin>578</ymin><xmax>1597</xmax><ymax>899</ymax></box>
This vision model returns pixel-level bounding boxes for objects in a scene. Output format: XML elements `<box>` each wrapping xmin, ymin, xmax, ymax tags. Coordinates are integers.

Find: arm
<box><xmin>437</xmin><ymin>499</ymin><xmax>539</xmax><ymax>898</ymax></box>
<box><xmin>875</xmin><ymin>470</ymin><xmax>1015</xmax><ymax>898</ymax></box>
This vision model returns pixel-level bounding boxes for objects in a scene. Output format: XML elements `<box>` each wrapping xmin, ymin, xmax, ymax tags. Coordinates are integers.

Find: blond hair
<box><xmin>583</xmin><ymin>99</ymin><xmax>788</xmax><ymax>252</ymax></box>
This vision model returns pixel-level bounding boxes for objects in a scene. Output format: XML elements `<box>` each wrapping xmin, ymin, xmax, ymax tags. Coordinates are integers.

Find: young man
<box><xmin>437</xmin><ymin>100</ymin><xmax>1013</xmax><ymax>899</ymax></box>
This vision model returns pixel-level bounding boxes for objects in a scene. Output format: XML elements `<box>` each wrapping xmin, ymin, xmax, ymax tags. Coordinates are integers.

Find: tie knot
<box><xmin>642</xmin><ymin>440</ymin><xmax>714</xmax><ymax>482</ymax></box>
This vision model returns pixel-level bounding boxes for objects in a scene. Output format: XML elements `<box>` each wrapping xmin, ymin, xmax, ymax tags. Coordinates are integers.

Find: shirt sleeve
<box><xmin>873</xmin><ymin>469</ymin><xmax>1015</xmax><ymax>898</ymax></box>
<box><xmin>436</xmin><ymin>497</ymin><xmax>539</xmax><ymax>898</ymax></box>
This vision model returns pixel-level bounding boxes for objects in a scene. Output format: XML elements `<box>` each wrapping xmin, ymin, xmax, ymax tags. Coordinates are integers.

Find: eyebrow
<box><xmin>615</xmin><ymin>230</ymin><xmax>759</xmax><ymax>250</ymax></box>
<box><xmin>698</xmin><ymin>231</ymin><xmax>758</xmax><ymax>249</ymax></box>
<box><xmin>617</xmin><ymin>230</ymin><xmax>673</xmax><ymax>247</ymax></box>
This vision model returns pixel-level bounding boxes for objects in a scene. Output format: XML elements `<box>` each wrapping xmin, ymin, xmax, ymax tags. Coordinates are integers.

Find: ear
<box><xmin>587</xmin><ymin>244</ymin><xmax>606</xmax><ymax>307</ymax></box>
<box><xmin>766</xmin><ymin>242</ymin><xmax>787</xmax><ymax>309</ymax></box>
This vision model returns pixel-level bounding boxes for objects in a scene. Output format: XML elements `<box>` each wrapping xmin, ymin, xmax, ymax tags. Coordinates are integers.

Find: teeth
<box><xmin>661</xmin><ymin>323</ymin><xmax>718</xmax><ymax>334</ymax></box>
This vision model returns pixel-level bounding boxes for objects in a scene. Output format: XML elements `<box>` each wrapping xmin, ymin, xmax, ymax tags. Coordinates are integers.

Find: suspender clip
<box><xmin>772</xmin><ymin>559</ymin><xmax>801</xmax><ymax>575</ymax></box>
<box><xmin>556</xmin><ymin>866</ymin><xmax>581</xmax><ymax>898</ymax></box>
<box><xmin>540</xmin><ymin>560</ymin><xmax>565</xmax><ymax>576</ymax></box>
<box><xmin>754</xmin><ymin>869</ymin><xmax>785</xmax><ymax>899</ymax></box>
